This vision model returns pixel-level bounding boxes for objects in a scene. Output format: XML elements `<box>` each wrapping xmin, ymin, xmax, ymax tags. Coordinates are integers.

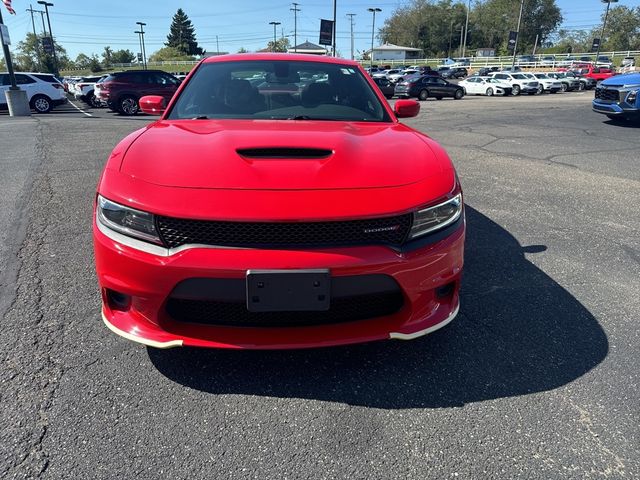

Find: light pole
<box><xmin>462</xmin><ymin>0</ymin><xmax>470</xmax><ymax>57</ymax></box>
<box><xmin>134</xmin><ymin>30</ymin><xmax>144</xmax><ymax>68</ymax></box>
<box><xmin>269</xmin><ymin>21</ymin><xmax>281</xmax><ymax>52</ymax></box>
<box><xmin>347</xmin><ymin>13</ymin><xmax>356</xmax><ymax>60</ymax></box>
<box><xmin>368</xmin><ymin>7</ymin><xmax>381</xmax><ymax>69</ymax></box>
<box><xmin>595</xmin><ymin>0</ymin><xmax>618</xmax><ymax>66</ymax></box>
<box><xmin>510</xmin><ymin>0</ymin><xmax>525</xmax><ymax>69</ymax></box>
<box><xmin>136</xmin><ymin>22</ymin><xmax>147</xmax><ymax>69</ymax></box>
<box><xmin>291</xmin><ymin>3</ymin><xmax>300</xmax><ymax>53</ymax></box>
<box><xmin>37</xmin><ymin>1</ymin><xmax>58</xmax><ymax>75</ymax></box>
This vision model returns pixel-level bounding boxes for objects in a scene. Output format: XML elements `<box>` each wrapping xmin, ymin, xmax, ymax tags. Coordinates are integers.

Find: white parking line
<box><xmin>68</xmin><ymin>99</ymin><xmax>93</xmax><ymax>117</ymax></box>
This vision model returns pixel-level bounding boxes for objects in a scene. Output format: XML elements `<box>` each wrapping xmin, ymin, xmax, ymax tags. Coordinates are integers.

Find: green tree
<box><xmin>149</xmin><ymin>46</ymin><xmax>195</xmax><ymax>62</ymax></box>
<box><xmin>237</xmin><ymin>47</ymin><xmax>249</xmax><ymax>53</ymax></box>
<box><xmin>88</xmin><ymin>54</ymin><xmax>103</xmax><ymax>72</ymax></box>
<box><xmin>165</xmin><ymin>8</ymin><xmax>204</xmax><ymax>56</ymax></box>
<box><xmin>266</xmin><ymin>37</ymin><xmax>290</xmax><ymax>53</ymax></box>
<box><xmin>598</xmin><ymin>6</ymin><xmax>640</xmax><ymax>51</ymax></box>
<box><xmin>111</xmin><ymin>49</ymin><xmax>136</xmax><ymax>64</ymax></box>
<box><xmin>74</xmin><ymin>53</ymin><xmax>92</xmax><ymax>69</ymax></box>
<box><xmin>13</xmin><ymin>32</ymin><xmax>71</xmax><ymax>73</ymax></box>
<box><xmin>102</xmin><ymin>46</ymin><xmax>113</xmax><ymax>66</ymax></box>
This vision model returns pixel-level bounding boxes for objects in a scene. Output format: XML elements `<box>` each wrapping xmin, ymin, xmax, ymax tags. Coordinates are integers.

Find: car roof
<box><xmin>202</xmin><ymin>53</ymin><xmax>360</xmax><ymax>67</ymax></box>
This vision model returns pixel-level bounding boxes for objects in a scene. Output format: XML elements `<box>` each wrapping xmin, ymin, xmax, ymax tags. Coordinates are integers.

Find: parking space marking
<box><xmin>68</xmin><ymin>99</ymin><xmax>93</xmax><ymax>117</ymax></box>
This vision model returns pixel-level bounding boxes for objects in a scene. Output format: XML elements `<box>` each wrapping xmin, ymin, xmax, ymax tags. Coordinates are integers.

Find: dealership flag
<box><xmin>3</xmin><ymin>0</ymin><xmax>16</xmax><ymax>15</ymax></box>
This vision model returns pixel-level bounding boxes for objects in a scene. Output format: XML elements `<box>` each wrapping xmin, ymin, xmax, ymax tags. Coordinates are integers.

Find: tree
<box><xmin>149</xmin><ymin>46</ymin><xmax>195</xmax><ymax>62</ymax></box>
<box><xmin>597</xmin><ymin>6</ymin><xmax>640</xmax><ymax>51</ymax></box>
<box><xmin>266</xmin><ymin>37</ymin><xmax>290</xmax><ymax>53</ymax></box>
<box><xmin>88</xmin><ymin>54</ymin><xmax>103</xmax><ymax>73</ymax></box>
<box><xmin>237</xmin><ymin>47</ymin><xmax>249</xmax><ymax>53</ymax></box>
<box><xmin>13</xmin><ymin>32</ymin><xmax>71</xmax><ymax>73</ymax></box>
<box><xmin>102</xmin><ymin>46</ymin><xmax>113</xmax><ymax>66</ymax></box>
<box><xmin>74</xmin><ymin>53</ymin><xmax>92</xmax><ymax>69</ymax></box>
<box><xmin>111</xmin><ymin>49</ymin><xmax>136</xmax><ymax>64</ymax></box>
<box><xmin>165</xmin><ymin>8</ymin><xmax>204</xmax><ymax>56</ymax></box>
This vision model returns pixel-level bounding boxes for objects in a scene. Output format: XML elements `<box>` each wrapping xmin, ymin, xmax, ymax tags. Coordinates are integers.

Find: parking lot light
<box><xmin>367</xmin><ymin>7</ymin><xmax>381</xmax><ymax>70</ymax></box>
<box><xmin>269</xmin><ymin>21</ymin><xmax>281</xmax><ymax>52</ymax></box>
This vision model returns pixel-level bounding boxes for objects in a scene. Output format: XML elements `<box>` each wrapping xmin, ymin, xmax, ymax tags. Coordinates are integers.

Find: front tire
<box><xmin>578</xmin><ymin>82</ymin><xmax>585</xmax><ymax>91</ymax></box>
<box><xmin>536</xmin><ymin>85</ymin><xmax>544</xmax><ymax>95</ymax></box>
<box><xmin>560</xmin><ymin>83</ymin><xmax>568</xmax><ymax>92</ymax></box>
<box><xmin>486</xmin><ymin>87</ymin><xmax>494</xmax><ymax>96</ymax></box>
<box><xmin>118</xmin><ymin>95</ymin><xmax>139</xmax><ymax>115</ymax></box>
<box><xmin>512</xmin><ymin>85</ymin><xmax>521</xmax><ymax>96</ymax></box>
<box><xmin>454</xmin><ymin>89</ymin><xmax>464</xmax><ymax>100</ymax></box>
<box><xmin>418</xmin><ymin>89</ymin><xmax>429</xmax><ymax>101</ymax></box>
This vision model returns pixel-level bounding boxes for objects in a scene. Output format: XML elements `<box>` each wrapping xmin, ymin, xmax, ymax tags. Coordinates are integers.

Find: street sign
<box><xmin>319</xmin><ymin>19</ymin><xmax>333</xmax><ymax>46</ymax></box>
<box><xmin>0</xmin><ymin>23</ymin><xmax>10</xmax><ymax>46</ymax></box>
<box><xmin>41</xmin><ymin>36</ymin><xmax>53</xmax><ymax>55</ymax></box>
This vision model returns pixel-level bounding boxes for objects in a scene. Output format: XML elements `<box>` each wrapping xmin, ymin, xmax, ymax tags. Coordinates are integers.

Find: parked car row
<box><xmin>67</xmin><ymin>75</ymin><xmax>106</xmax><ymax>108</ymax></box>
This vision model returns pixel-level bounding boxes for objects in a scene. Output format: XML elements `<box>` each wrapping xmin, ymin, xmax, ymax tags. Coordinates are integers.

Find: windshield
<box><xmin>167</xmin><ymin>60</ymin><xmax>390</xmax><ymax>122</ymax></box>
<box><xmin>534</xmin><ymin>74</ymin><xmax>549</xmax><ymax>79</ymax></box>
<box><xmin>512</xmin><ymin>74</ymin><xmax>526</xmax><ymax>79</ymax></box>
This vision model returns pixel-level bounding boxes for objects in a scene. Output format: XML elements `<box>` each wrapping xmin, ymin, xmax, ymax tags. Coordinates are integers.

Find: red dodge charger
<box><xmin>93</xmin><ymin>54</ymin><xmax>465</xmax><ymax>349</ymax></box>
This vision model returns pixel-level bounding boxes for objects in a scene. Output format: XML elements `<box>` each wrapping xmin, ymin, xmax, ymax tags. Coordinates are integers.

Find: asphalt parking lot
<box><xmin>1</xmin><ymin>92</ymin><xmax>638</xmax><ymax>479</ymax></box>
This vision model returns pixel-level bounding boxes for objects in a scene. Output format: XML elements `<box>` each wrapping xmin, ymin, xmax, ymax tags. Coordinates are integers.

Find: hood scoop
<box><xmin>236</xmin><ymin>147</ymin><xmax>333</xmax><ymax>159</ymax></box>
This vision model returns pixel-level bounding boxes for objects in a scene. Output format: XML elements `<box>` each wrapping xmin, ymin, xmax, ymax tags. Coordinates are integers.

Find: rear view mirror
<box><xmin>139</xmin><ymin>95</ymin><xmax>166</xmax><ymax>115</ymax></box>
<box><xmin>394</xmin><ymin>99</ymin><xmax>420</xmax><ymax>118</ymax></box>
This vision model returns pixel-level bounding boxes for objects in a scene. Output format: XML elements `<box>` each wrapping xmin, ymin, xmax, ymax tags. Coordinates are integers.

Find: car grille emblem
<box><xmin>363</xmin><ymin>225</ymin><xmax>400</xmax><ymax>234</ymax></box>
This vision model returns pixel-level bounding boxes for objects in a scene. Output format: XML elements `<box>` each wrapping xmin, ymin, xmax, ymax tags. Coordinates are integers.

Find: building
<box><xmin>287</xmin><ymin>41</ymin><xmax>328</xmax><ymax>55</ymax></box>
<box><xmin>365</xmin><ymin>43</ymin><xmax>422</xmax><ymax>62</ymax></box>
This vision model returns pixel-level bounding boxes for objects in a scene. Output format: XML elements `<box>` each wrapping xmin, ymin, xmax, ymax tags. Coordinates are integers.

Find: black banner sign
<box><xmin>319</xmin><ymin>19</ymin><xmax>334</xmax><ymax>46</ymax></box>
<box><xmin>591</xmin><ymin>38</ymin><xmax>601</xmax><ymax>52</ymax></box>
<box><xmin>507</xmin><ymin>31</ymin><xmax>518</xmax><ymax>51</ymax></box>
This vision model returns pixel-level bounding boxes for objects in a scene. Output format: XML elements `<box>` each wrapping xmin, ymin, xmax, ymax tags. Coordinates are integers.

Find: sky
<box><xmin>2</xmin><ymin>0</ymin><xmax>640</xmax><ymax>61</ymax></box>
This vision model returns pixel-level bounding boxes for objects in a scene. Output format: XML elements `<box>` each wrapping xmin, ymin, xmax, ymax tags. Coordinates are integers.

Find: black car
<box><xmin>372</xmin><ymin>77</ymin><xmax>395</xmax><ymax>99</ymax></box>
<box><xmin>395</xmin><ymin>76</ymin><xmax>465</xmax><ymax>101</ymax></box>
<box><xmin>476</xmin><ymin>67</ymin><xmax>500</xmax><ymax>77</ymax></box>
<box><xmin>438</xmin><ymin>67</ymin><xmax>468</xmax><ymax>79</ymax></box>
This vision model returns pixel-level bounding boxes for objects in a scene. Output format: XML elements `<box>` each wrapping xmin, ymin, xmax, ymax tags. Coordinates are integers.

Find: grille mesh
<box><xmin>165</xmin><ymin>291</ymin><xmax>404</xmax><ymax>327</ymax></box>
<box><xmin>595</xmin><ymin>87</ymin><xmax>620</xmax><ymax>102</ymax></box>
<box><xmin>157</xmin><ymin>214</ymin><xmax>413</xmax><ymax>249</ymax></box>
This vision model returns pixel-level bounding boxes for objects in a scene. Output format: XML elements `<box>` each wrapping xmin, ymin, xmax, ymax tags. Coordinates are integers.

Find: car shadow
<box><xmin>148</xmin><ymin>206</ymin><xmax>608</xmax><ymax>408</ymax></box>
<box><xmin>604</xmin><ymin>119</ymin><xmax>640</xmax><ymax>128</ymax></box>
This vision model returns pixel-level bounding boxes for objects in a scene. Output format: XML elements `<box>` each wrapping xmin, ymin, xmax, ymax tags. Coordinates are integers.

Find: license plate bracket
<box><xmin>246</xmin><ymin>269</ymin><xmax>330</xmax><ymax>312</ymax></box>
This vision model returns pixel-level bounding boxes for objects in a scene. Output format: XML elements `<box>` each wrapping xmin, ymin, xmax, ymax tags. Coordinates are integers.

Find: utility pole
<box><xmin>462</xmin><ymin>0</ymin><xmax>470</xmax><ymax>57</ymax></box>
<box><xmin>368</xmin><ymin>7</ymin><xmax>381</xmax><ymax>69</ymax></box>
<box><xmin>37</xmin><ymin>1</ymin><xmax>58</xmax><ymax>75</ymax></box>
<box><xmin>448</xmin><ymin>20</ymin><xmax>454</xmax><ymax>59</ymax></box>
<box><xmin>332</xmin><ymin>0</ymin><xmax>337</xmax><ymax>56</ymax></box>
<box><xmin>532</xmin><ymin>33</ymin><xmax>539</xmax><ymax>55</ymax></box>
<box><xmin>216</xmin><ymin>35</ymin><xmax>220</xmax><ymax>55</ymax></box>
<box><xmin>511</xmin><ymin>0</ymin><xmax>524</xmax><ymax>69</ymax></box>
<box><xmin>291</xmin><ymin>3</ymin><xmax>300</xmax><ymax>53</ymax></box>
<box><xmin>459</xmin><ymin>26</ymin><xmax>464</xmax><ymax>58</ymax></box>
<box><xmin>269</xmin><ymin>21</ymin><xmax>280</xmax><ymax>52</ymax></box>
<box><xmin>346</xmin><ymin>13</ymin><xmax>356</xmax><ymax>60</ymax></box>
<box><xmin>26</xmin><ymin>4</ymin><xmax>43</xmax><ymax>71</ymax></box>
<box><xmin>136</xmin><ymin>22</ymin><xmax>147</xmax><ymax>69</ymax></box>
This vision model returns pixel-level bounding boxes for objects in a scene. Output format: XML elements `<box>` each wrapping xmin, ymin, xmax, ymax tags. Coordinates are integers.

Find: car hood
<box><xmin>120</xmin><ymin>119</ymin><xmax>450</xmax><ymax>190</ymax></box>
<box><xmin>600</xmin><ymin>73</ymin><xmax>640</xmax><ymax>87</ymax></box>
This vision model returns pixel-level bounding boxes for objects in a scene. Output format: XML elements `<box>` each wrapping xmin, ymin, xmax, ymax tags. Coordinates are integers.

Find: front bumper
<box><xmin>592</xmin><ymin>100</ymin><xmax>640</xmax><ymax>117</ymax></box>
<box><xmin>94</xmin><ymin>214</ymin><xmax>465</xmax><ymax>349</ymax></box>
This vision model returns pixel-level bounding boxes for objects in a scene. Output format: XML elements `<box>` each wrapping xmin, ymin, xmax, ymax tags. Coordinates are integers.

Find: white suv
<box><xmin>490</xmin><ymin>72</ymin><xmax>540</xmax><ymax>96</ymax></box>
<box><xmin>0</xmin><ymin>72</ymin><xmax>67</xmax><ymax>113</ymax></box>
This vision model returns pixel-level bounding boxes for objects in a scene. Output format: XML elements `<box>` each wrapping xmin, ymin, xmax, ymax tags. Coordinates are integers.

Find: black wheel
<box><xmin>454</xmin><ymin>89</ymin><xmax>464</xmax><ymax>100</ymax></box>
<box><xmin>86</xmin><ymin>92</ymin><xmax>101</xmax><ymax>108</ymax></box>
<box><xmin>560</xmin><ymin>83</ymin><xmax>568</xmax><ymax>92</ymax></box>
<box><xmin>30</xmin><ymin>95</ymin><xmax>52</xmax><ymax>113</ymax></box>
<box><xmin>418</xmin><ymin>89</ymin><xmax>429</xmax><ymax>101</ymax></box>
<box><xmin>485</xmin><ymin>87</ymin><xmax>494</xmax><ymax>96</ymax></box>
<box><xmin>536</xmin><ymin>85</ymin><xmax>544</xmax><ymax>95</ymax></box>
<box><xmin>578</xmin><ymin>82</ymin><xmax>585</xmax><ymax>91</ymax></box>
<box><xmin>118</xmin><ymin>95</ymin><xmax>139</xmax><ymax>115</ymax></box>
<box><xmin>512</xmin><ymin>85</ymin><xmax>521</xmax><ymax>96</ymax></box>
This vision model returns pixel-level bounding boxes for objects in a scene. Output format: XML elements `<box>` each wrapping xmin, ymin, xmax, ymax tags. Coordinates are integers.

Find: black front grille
<box><xmin>157</xmin><ymin>214</ymin><xmax>413</xmax><ymax>249</ymax></box>
<box><xmin>595</xmin><ymin>87</ymin><xmax>620</xmax><ymax>102</ymax></box>
<box><xmin>165</xmin><ymin>291</ymin><xmax>404</xmax><ymax>327</ymax></box>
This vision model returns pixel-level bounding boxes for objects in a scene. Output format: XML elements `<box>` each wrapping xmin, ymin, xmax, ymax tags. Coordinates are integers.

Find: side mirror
<box><xmin>139</xmin><ymin>95</ymin><xmax>166</xmax><ymax>115</ymax></box>
<box><xmin>394</xmin><ymin>99</ymin><xmax>420</xmax><ymax>118</ymax></box>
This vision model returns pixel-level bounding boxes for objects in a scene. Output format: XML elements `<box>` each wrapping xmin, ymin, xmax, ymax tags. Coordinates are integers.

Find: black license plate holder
<box><xmin>246</xmin><ymin>269</ymin><xmax>330</xmax><ymax>312</ymax></box>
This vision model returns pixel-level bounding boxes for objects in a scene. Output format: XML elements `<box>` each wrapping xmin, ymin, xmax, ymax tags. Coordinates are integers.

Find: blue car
<box><xmin>592</xmin><ymin>73</ymin><xmax>640</xmax><ymax>122</ymax></box>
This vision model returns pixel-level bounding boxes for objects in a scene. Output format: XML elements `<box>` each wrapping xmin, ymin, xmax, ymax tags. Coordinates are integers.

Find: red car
<box><xmin>93</xmin><ymin>54</ymin><xmax>465</xmax><ymax>349</ymax></box>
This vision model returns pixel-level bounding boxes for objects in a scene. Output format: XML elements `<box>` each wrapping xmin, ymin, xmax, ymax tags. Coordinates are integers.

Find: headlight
<box><xmin>408</xmin><ymin>193</ymin><xmax>463</xmax><ymax>240</ymax></box>
<box><xmin>97</xmin><ymin>195</ymin><xmax>162</xmax><ymax>244</ymax></box>
<box><xmin>626</xmin><ymin>90</ymin><xmax>638</xmax><ymax>104</ymax></box>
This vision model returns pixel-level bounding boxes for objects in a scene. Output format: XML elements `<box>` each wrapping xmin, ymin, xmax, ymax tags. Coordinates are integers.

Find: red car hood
<box><xmin>120</xmin><ymin>119</ymin><xmax>449</xmax><ymax>190</ymax></box>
